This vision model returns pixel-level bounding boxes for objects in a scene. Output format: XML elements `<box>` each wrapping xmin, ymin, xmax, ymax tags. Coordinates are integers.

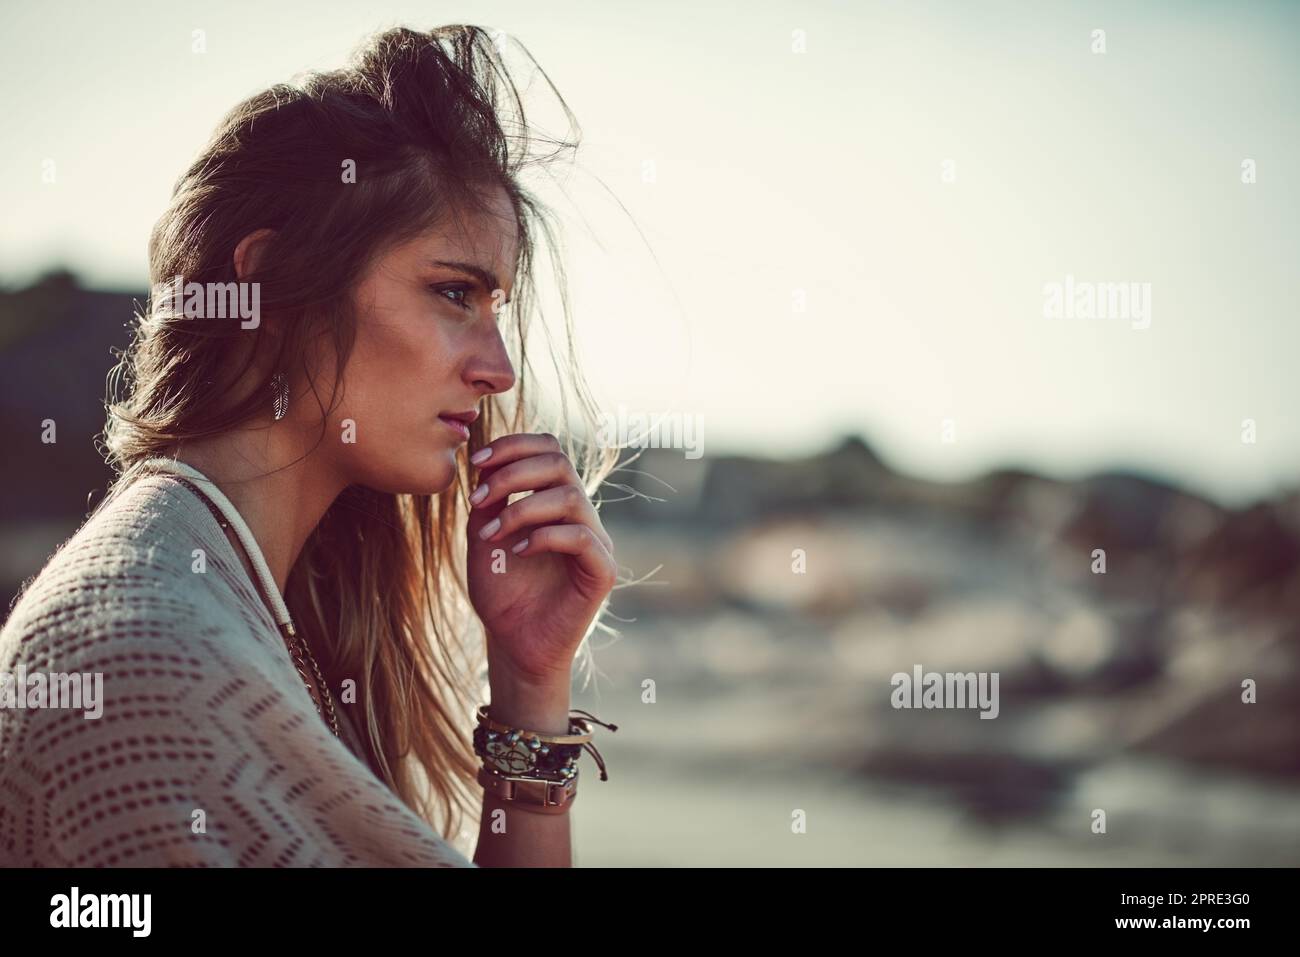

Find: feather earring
<box><xmin>270</xmin><ymin>371</ymin><xmax>289</xmax><ymax>421</ymax></box>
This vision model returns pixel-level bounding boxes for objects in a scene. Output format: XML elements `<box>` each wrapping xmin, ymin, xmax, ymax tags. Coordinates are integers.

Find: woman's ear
<box><xmin>234</xmin><ymin>228</ymin><xmax>276</xmax><ymax>281</ymax></box>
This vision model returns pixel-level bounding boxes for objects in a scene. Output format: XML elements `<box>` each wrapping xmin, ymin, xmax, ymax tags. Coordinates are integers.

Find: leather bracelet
<box><xmin>477</xmin><ymin>765</ymin><xmax>578</xmax><ymax>815</ymax></box>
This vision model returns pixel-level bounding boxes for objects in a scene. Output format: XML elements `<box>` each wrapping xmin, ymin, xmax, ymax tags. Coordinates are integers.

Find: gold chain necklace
<box><xmin>279</xmin><ymin>619</ymin><xmax>341</xmax><ymax>739</ymax></box>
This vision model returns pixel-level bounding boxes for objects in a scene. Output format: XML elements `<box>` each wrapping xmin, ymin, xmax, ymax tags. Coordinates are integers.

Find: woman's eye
<box><xmin>431</xmin><ymin>284</ymin><xmax>474</xmax><ymax>311</ymax></box>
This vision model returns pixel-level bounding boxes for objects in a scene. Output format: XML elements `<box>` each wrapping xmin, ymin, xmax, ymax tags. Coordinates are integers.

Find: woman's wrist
<box><xmin>486</xmin><ymin>667</ymin><xmax>571</xmax><ymax>735</ymax></box>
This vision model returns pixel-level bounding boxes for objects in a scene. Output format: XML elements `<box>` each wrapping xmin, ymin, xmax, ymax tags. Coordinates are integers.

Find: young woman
<box><xmin>0</xmin><ymin>25</ymin><xmax>622</xmax><ymax>867</ymax></box>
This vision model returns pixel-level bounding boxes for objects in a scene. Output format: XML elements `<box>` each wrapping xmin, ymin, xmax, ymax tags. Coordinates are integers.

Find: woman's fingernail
<box><xmin>469</xmin><ymin>483</ymin><xmax>489</xmax><ymax>505</ymax></box>
<box><xmin>512</xmin><ymin>537</ymin><xmax>529</xmax><ymax>554</ymax></box>
<box><xmin>479</xmin><ymin>517</ymin><xmax>501</xmax><ymax>540</ymax></box>
<box><xmin>470</xmin><ymin>447</ymin><xmax>493</xmax><ymax>465</ymax></box>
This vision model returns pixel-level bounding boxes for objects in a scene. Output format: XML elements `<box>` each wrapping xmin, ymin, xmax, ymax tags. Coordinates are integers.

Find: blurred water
<box><xmin>570</xmin><ymin>702</ymin><xmax>1300</xmax><ymax>867</ymax></box>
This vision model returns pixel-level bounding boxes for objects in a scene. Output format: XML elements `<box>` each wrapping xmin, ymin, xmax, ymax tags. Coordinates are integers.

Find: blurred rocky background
<box><xmin>575</xmin><ymin>437</ymin><xmax>1300</xmax><ymax>864</ymax></box>
<box><xmin>4</xmin><ymin>272</ymin><xmax>1298</xmax><ymax>865</ymax></box>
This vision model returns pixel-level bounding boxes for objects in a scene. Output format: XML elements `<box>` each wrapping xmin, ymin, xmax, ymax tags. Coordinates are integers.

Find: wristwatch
<box><xmin>477</xmin><ymin>765</ymin><xmax>578</xmax><ymax>815</ymax></box>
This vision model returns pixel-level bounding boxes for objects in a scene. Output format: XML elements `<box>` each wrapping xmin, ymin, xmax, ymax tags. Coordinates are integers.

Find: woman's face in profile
<box><xmin>328</xmin><ymin>184</ymin><xmax>519</xmax><ymax>496</ymax></box>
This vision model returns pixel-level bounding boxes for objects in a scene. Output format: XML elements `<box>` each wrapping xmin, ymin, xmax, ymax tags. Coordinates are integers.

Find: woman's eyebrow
<box><xmin>427</xmin><ymin>259</ymin><xmax>512</xmax><ymax>301</ymax></box>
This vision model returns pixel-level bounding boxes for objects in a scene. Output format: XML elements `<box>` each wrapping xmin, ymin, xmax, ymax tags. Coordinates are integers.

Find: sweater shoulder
<box><xmin>1</xmin><ymin>474</ymin><xmax>273</xmax><ymax>669</ymax></box>
<box><xmin>0</xmin><ymin>477</ymin><xmax>476</xmax><ymax>867</ymax></box>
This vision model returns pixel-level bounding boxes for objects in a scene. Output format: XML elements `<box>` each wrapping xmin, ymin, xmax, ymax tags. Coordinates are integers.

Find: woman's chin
<box><xmin>417</xmin><ymin>453</ymin><xmax>461</xmax><ymax>496</ymax></box>
<box><xmin>362</xmin><ymin>453</ymin><xmax>460</xmax><ymax>497</ymax></box>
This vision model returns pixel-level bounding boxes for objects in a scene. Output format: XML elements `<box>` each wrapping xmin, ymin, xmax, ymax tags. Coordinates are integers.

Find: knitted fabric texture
<box><xmin>0</xmin><ymin>474</ymin><xmax>477</xmax><ymax>867</ymax></box>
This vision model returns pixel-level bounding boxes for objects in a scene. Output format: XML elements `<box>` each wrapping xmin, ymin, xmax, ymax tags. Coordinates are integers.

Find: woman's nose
<box><xmin>466</xmin><ymin>327</ymin><xmax>517</xmax><ymax>397</ymax></box>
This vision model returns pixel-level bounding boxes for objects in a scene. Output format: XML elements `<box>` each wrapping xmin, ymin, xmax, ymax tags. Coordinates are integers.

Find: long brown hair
<box><xmin>101</xmin><ymin>25</ymin><xmax>623</xmax><ymax>843</ymax></box>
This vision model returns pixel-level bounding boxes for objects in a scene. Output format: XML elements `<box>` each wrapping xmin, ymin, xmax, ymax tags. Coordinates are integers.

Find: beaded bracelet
<box><xmin>473</xmin><ymin>706</ymin><xmax>618</xmax><ymax>782</ymax></box>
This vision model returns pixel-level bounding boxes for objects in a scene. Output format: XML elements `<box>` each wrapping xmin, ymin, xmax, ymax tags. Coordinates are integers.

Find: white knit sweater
<box><xmin>0</xmin><ymin>473</ymin><xmax>477</xmax><ymax>867</ymax></box>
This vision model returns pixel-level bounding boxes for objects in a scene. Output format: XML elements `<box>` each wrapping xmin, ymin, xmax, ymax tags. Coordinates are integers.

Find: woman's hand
<box><xmin>465</xmin><ymin>433</ymin><xmax>617</xmax><ymax>688</ymax></box>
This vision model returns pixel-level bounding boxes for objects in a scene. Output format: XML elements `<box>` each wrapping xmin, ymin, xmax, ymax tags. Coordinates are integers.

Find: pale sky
<box><xmin>2</xmin><ymin>0</ymin><xmax>1297</xmax><ymax>506</ymax></box>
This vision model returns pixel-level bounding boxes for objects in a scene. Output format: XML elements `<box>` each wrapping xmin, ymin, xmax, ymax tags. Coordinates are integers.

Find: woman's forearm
<box><xmin>472</xmin><ymin>672</ymin><xmax>574</xmax><ymax>867</ymax></box>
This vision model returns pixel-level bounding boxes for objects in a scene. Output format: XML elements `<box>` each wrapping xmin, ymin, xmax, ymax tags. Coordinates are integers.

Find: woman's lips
<box><xmin>438</xmin><ymin>415</ymin><xmax>471</xmax><ymax>441</ymax></box>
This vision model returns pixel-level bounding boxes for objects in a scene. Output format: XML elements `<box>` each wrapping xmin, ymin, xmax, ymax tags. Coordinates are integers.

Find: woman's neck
<box><xmin>167</xmin><ymin>429</ymin><xmax>346</xmax><ymax>594</ymax></box>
